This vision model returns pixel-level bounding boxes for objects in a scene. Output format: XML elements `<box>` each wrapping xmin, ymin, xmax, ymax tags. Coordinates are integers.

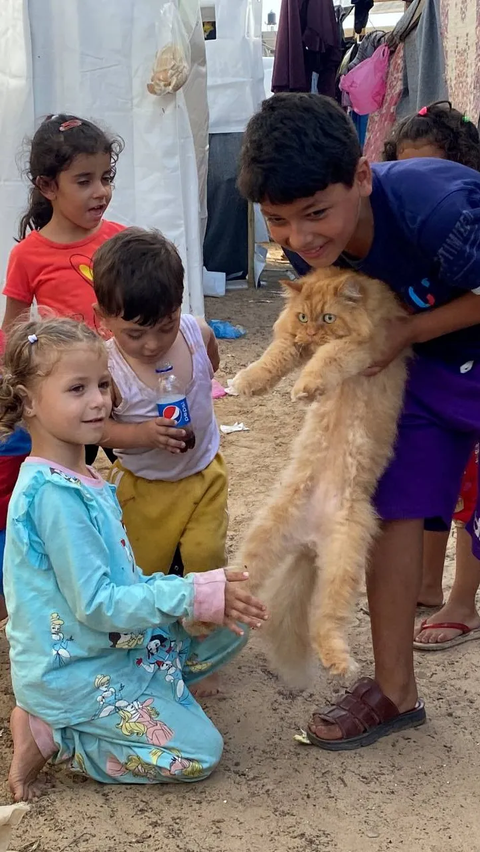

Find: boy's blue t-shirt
<box><xmin>338</xmin><ymin>159</ymin><xmax>480</xmax><ymax>362</ymax></box>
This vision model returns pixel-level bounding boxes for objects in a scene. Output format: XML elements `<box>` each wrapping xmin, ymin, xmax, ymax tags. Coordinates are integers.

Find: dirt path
<box><xmin>1</xmin><ymin>252</ymin><xmax>479</xmax><ymax>851</ymax></box>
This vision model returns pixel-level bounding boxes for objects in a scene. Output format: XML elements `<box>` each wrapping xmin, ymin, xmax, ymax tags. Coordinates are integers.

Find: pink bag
<box><xmin>339</xmin><ymin>44</ymin><xmax>390</xmax><ymax>116</ymax></box>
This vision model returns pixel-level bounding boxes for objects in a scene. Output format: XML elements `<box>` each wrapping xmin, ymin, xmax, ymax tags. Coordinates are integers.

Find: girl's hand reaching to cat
<box><xmin>223</xmin><ymin>571</ymin><xmax>268</xmax><ymax>635</ymax></box>
<box><xmin>363</xmin><ymin>316</ymin><xmax>414</xmax><ymax>376</ymax></box>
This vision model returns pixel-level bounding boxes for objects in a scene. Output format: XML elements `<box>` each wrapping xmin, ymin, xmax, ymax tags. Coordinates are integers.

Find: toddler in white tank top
<box><xmin>94</xmin><ymin>230</ymin><xmax>228</xmax><ymax>695</ymax></box>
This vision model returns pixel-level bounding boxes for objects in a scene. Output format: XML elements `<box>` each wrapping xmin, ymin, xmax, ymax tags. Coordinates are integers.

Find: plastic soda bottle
<box><xmin>156</xmin><ymin>364</ymin><xmax>196</xmax><ymax>453</ymax></box>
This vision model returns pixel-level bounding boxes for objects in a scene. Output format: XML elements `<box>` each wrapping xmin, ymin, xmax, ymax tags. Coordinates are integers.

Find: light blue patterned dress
<box><xmin>4</xmin><ymin>459</ymin><xmax>246</xmax><ymax>784</ymax></box>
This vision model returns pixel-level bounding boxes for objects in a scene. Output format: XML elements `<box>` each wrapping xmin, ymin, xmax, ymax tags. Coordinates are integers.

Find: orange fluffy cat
<box><xmin>231</xmin><ymin>267</ymin><xmax>409</xmax><ymax>681</ymax></box>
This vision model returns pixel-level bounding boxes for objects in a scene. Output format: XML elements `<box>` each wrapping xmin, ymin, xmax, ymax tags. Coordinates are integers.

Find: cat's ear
<box><xmin>339</xmin><ymin>276</ymin><xmax>363</xmax><ymax>304</ymax></box>
<box><xmin>280</xmin><ymin>278</ymin><xmax>303</xmax><ymax>293</ymax></box>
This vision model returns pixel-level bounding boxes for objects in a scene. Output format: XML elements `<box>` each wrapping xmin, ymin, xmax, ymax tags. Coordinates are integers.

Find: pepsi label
<box><xmin>157</xmin><ymin>396</ymin><xmax>192</xmax><ymax>427</ymax></box>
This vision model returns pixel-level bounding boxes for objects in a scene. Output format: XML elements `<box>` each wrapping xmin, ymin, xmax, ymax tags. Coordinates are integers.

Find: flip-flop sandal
<box><xmin>413</xmin><ymin>620</ymin><xmax>480</xmax><ymax>651</ymax></box>
<box><xmin>306</xmin><ymin>677</ymin><xmax>426</xmax><ymax>751</ymax></box>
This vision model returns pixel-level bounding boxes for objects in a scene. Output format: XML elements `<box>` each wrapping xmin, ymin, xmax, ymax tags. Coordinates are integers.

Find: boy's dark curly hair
<box><xmin>382</xmin><ymin>101</ymin><xmax>480</xmax><ymax>171</ymax></box>
<box><xmin>238</xmin><ymin>93</ymin><xmax>362</xmax><ymax>204</ymax></box>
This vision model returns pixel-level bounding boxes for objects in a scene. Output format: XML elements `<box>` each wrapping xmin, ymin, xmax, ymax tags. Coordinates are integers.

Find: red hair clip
<box><xmin>418</xmin><ymin>106</ymin><xmax>428</xmax><ymax>116</ymax></box>
<box><xmin>59</xmin><ymin>119</ymin><xmax>82</xmax><ymax>132</ymax></box>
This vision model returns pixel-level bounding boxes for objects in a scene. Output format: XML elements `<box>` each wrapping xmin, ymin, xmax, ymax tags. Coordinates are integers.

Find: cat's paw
<box><xmin>317</xmin><ymin>645</ymin><xmax>359</xmax><ymax>678</ymax></box>
<box><xmin>182</xmin><ymin>619</ymin><xmax>217</xmax><ymax>637</ymax></box>
<box><xmin>291</xmin><ymin>374</ymin><xmax>325</xmax><ymax>402</ymax></box>
<box><xmin>230</xmin><ymin>366</ymin><xmax>267</xmax><ymax>397</ymax></box>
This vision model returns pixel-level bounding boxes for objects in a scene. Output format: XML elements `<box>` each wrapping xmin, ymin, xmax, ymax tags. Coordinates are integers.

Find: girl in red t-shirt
<box><xmin>3</xmin><ymin>113</ymin><xmax>125</xmax><ymax>333</ymax></box>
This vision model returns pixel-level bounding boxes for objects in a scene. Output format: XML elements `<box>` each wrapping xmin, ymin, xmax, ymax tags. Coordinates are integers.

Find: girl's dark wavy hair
<box><xmin>18</xmin><ymin>114</ymin><xmax>124</xmax><ymax>240</ymax></box>
<box><xmin>382</xmin><ymin>101</ymin><xmax>480</xmax><ymax>171</ymax></box>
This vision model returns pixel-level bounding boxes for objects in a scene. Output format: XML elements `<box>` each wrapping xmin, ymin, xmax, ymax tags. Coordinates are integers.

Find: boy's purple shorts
<box><xmin>373</xmin><ymin>354</ymin><xmax>480</xmax><ymax>557</ymax></box>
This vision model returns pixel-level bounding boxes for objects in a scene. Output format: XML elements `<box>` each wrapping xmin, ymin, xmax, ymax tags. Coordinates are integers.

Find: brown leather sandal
<box><xmin>307</xmin><ymin>677</ymin><xmax>426</xmax><ymax>751</ymax></box>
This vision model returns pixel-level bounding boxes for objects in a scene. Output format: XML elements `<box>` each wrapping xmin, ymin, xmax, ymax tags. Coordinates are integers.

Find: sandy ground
<box><xmin>1</xmin><ymin>249</ymin><xmax>480</xmax><ymax>852</ymax></box>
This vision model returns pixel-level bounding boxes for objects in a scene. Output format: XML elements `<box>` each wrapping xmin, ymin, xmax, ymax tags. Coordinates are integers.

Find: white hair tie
<box><xmin>27</xmin><ymin>334</ymin><xmax>38</xmax><ymax>345</ymax></box>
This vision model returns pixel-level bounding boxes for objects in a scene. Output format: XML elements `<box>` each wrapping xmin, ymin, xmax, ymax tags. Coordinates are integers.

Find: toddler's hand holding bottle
<box><xmin>136</xmin><ymin>417</ymin><xmax>187</xmax><ymax>453</ymax></box>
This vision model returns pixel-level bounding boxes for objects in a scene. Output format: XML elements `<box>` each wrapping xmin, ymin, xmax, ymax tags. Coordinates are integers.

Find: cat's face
<box><xmin>279</xmin><ymin>269</ymin><xmax>371</xmax><ymax>348</ymax></box>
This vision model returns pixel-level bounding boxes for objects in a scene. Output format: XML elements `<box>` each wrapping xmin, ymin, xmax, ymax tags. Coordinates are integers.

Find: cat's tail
<box><xmin>311</xmin><ymin>498</ymin><xmax>377</xmax><ymax>677</ymax></box>
<box><xmin>262</xmin><ymin>547</ymin><xmax>317</xmax><ymax>689</ymax></box>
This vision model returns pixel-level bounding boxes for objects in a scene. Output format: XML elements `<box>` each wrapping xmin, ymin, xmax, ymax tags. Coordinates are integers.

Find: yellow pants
<box><xmin>108</xmin><ymin>453</ymin><xmax>228</xmax><ymax>576</ymax></box>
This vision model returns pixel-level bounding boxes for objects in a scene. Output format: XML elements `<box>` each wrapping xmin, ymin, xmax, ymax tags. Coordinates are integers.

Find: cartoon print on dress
<box><xmin>159</xmin><ymin>748</ymin><xmax>204</xmax><ymax>779</ymax></box>
<box><xmin>120</xmin><ymin>530</ymin><xmax>135</xmax><ymax>571</ymax></box>
<box><xmin>49</xmin><ymin>468</ymin><xmax>82</xmax><ymax>486</ymax></box>
<box><xmin>408</xmin><ymin>278</ymin><xmax>436</xmax><ymax>309</ymax></box>
<box><xmin>93</xmin><ymin>674</ymin><xmax>128</xmax><ymax>718</ymax></box>
<box><xmin>93</xmin><ymin>675</ymin><xmax>173</xmax><ymax>746</ymax></box>
<box><xmin>136</xmin><ymin>634</ymin><xmax>192</xmax><ymax>706</ymax></box>
<box><xmin>50</xmin><ymin>613</ymin><xmax>73</xmax><ymax>667</ymax></box>
<box><xmin>183</xmin><ymin>653</ymin><xmax>213</xmax><ymax>675</ymax></box>
<box><xmin>109</xmin><ymin>631</ymin><xmax>145</xmax><ymax>649</ymax></box>
<box><xmin>106</xmin><ymin>753</ymin><xmax>161</xmax><ymax>781</ymax></box>
<box><xmin>106</xmin><ymin>748</ymin><xmax>204</xmax><ymax>781</ymax></box>
<box><xmin>71</xmin><ymin>752</ymin><xmax>87</xmax><ymax>775</ymax></box>
<box><xmin>116</xmin><ymin>699</ymin><xmax>173</xmax><ymax>745</ymax></box>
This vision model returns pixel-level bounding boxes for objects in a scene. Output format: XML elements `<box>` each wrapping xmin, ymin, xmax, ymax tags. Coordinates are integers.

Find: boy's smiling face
<box><xmin>261</xmin><ymin>158</ymin><xmax>373</xmax><ymax>267</ymax></box>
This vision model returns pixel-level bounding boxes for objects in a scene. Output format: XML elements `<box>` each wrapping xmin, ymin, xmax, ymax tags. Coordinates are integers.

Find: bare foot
<box><xmin>416</xmin><ymin>586</ymin><xmax>444</xmax><ymax>608</ymax></box>
<box><xmin>9</xmin><ymin>707</ymin><xmax>48</xmax><ymax>802</ymax></box>
<box><xmin>414</xmin><ymin>602</ymin><xmax>480</xmax><ymax>645</ymax></box>
<box><xmin>191</xmin><ymin>672</ymin><xmax>222</xmax><ymax>699</ymax></box>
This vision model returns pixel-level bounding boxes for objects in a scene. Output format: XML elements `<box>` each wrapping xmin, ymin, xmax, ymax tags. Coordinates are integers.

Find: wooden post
<box><xmin>247</xmin><ymin>200</ymin><xmax>255</xmax><ymax>287</ymax></box>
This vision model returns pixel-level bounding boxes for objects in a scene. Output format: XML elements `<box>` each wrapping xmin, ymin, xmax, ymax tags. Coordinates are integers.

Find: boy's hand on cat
<box><xmin>230</xmin><ymin>366</ymin><xmax>267</xmax><ymax>397</ymax></box>
<box><xmin>135</xmin><ymin>418</ymin><xmax>187</xmax><ymax>453</ymax></box>
<box><xmin>363</xmin><ymin>317</ymin><xmax>414</xmax><ymax>376</ymax></box>
<box><xmin>223</xmin><ymin>571</ymin><xmax>268</xmax><ymax>635</ymax></box>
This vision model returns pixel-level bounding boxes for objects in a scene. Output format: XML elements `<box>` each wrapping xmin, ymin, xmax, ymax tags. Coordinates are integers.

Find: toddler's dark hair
<box><xmin>93</xmin><ymin>227</ymin><xmax>184</xmax><ymax>326</ymax></box>
<box><xmin>19</xmin><ymin>114</ymin><xmax>124</xmax><ymax>239</ymax></box>
<box><xmin>382</xmin><ymin>101</ymin><xmax>480</xmax><ymax>171</ymax></box>
<box><xmin>238</xmin><ymin>93</ymin><xmax>362</xmax><ymax>204</ymax></box>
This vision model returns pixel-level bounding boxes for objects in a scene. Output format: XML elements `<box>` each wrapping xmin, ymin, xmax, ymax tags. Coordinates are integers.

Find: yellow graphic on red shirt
<box><xmin>70</xmin><ymin>254</ymin><xmax>94</xmax><ymax>287</ymax></box>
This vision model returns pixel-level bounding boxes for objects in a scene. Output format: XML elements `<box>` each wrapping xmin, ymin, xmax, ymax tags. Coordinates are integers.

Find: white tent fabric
<box><xmin>201</xmin><ymin>0</ymin><xmax>267</xmax><ymax>286</ymax></box>
<box><xmin>0</xmin><ymin>1</ymin><xmax>34</xmax><ymax>318</ymax></box>
<box><xmin>0</xmin><ymin>0</ymin><xmax>208</xmax><ymax>317</ymax></box>
<box><xmin>204</xmin><ymin>0</ymin><xmax>264</xmax><ymax>135</ymax></box>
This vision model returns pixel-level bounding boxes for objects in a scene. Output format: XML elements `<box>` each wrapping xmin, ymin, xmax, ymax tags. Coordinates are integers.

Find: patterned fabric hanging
<box><xmin>440</xmin><ymin>0</ymin><xmax>480</xmax><ymax>123</ymax></box>
<box><xmin>363</xmin><ymin>43</ymin><xmax>405</xmax><ymax>161</ymax></box>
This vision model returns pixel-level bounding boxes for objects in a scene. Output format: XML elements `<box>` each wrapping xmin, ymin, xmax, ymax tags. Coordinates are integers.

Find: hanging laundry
<box><xmin>350</xmin><ymin>111</ymin><xmax>369</xmax><ymax>147</ymax></box>
<box><xmin>272</xmin><ymin>0</ymin><xmax>342</xmax><ymax>98</ymax></box>
<box><xmin>396</xmin><ymin>0</ymin><xmax>447</xmax><ymax>117</ymax></box>
<box><xmin>363</xmin><ymin>42</ymin><xmax>405</xmax><ymax>160</ymax></box>
<box><xmin>352</xmin><ymin>0</ymin><xmax>374</xmax><ymax>34</ymax></box>
<box><xmin>339</xmin><ymin>43</ymin><xmax>390</xmax><ymax>115</ymax></box>
<box><xmin>344</xmin><ymin>29</ymin><xmax>386</xmax><ymax>72</ymax></box>
<box><xmin>441</xmin><ymin>0</ymin><xmax>480</xmax><ymax>121</ymax></box>
<box><xmin>338</xmin><ymin>29</ymin><xmax>385</xmax><ymax>108</ymax></box>
<box><xmin>334</xmin><ymin>3</ymin><xmax>355</xmax><ymax>52</ymax></box>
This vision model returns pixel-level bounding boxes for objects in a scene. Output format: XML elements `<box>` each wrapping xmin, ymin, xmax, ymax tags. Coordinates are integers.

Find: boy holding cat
<box><xmin>238</xmin><ymin>93</ymin><xmax>480</xmax><ymax>750</ymax></box>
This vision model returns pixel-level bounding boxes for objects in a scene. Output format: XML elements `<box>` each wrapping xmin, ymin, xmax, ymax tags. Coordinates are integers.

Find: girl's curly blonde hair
<box><xmin>0</xmin><ymin>317</ymin><xmax>106</xmax><ymax>437</ymax></box>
